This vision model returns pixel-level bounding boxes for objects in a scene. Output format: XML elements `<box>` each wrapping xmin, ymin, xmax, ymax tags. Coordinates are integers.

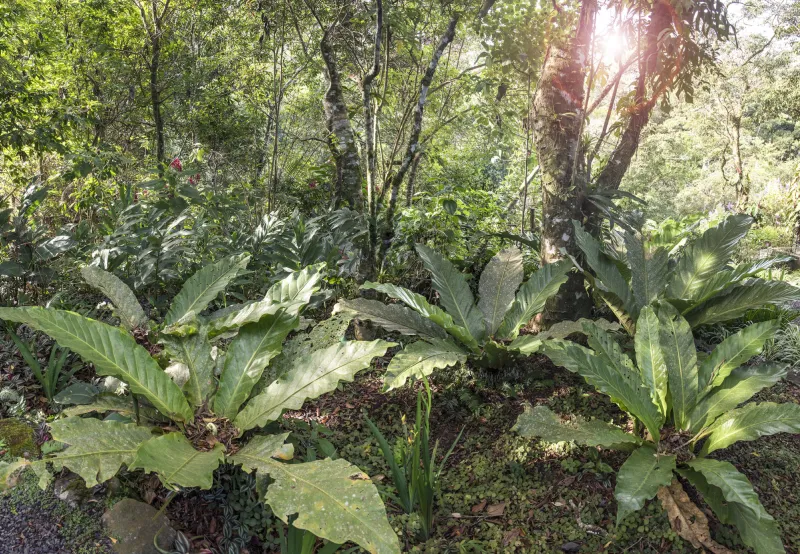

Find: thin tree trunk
<box><xmin>405</xmin><ymin>152</ymin><xmax>422</xmax><ymax>207</ymax></box>
<box><xmin>362</xmin><ymin>0</ymin><xmax>383</xmax><ymax>280</ymax></box>
<box><xmin>378</xmin><ymin>15</ymin><xmax>458</xmax><ymax>268</ymax></box>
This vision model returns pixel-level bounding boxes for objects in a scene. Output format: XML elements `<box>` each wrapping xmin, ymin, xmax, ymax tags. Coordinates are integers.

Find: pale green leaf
<box><xmin>130</xmin><ymin>433</ymin><xmax>224</xmax><ymax>490</ymax></box>
<box><xmin>507</xmin><ymin>335</ymin><xmax>542</xmax><ymax>355</ymax></box>
<box><xmin>691</xmin><ymin>257</ymin><xmax>792</xmax><ymax>304</ymax></box>
<box><xmin>540</xmin><ymin>340</ymin><xmax>662</xmax><ymax>441</ymax></box>
<box><xmin>536</xmin><ymin>318</ymin><xmax>620</xmax><ymax>340</ymax></box>
<box><xmin>231</xmin><ymin>436</ymin><xmax>399</xmax><ymax>554</ymax></box>
<box><xmin>165</xmin><ymin>253</ymin><xmax>250</xmax><ymax>325</ymax></box>
<box><xmin>635</xmin><ymin>306</ymin><xmax>668</xmax><ymax>417</ymax></box>
<box><xmin>685</xmin><ymin>458</ymin><xmax>770</xmax><ymax>519</ymax></box>
<box><xmin>689</xmin><ymin>364</ymin><xmax>787</xmax><ymax>434</ymax></box>
<box><xmin>383</xmin><ymin>338</ymin><xmax>467</xmax><ymax>391</ymax></box>
<box><xmin>513</xmin><ymin>404</ymin><xmax>641</xmax><ymax>449</ymax></box>
<box><xmin>235</xmin><ymin>340</ymin><xmax>395</xmax><ymax>431</ymax></box>
<box><xmin>701</xmin><ymin>401</ymin><xmax>800</xmax><ymax>454</ymax></box>
<box><xmin>657</xmin><ymin>303</ymin><xmax>698</xmax><ymax>430</ymax></box>
<box><xmin>214</xmin><ymin>310</ymin><xmax>299</xmax><ymax>420</ymax></box>
<box><xmin>161</xmin><ymin>328</ymin><xmax>216</xmax><ymax>407</ymax></box>
<box><xmin>697</xmin><ymin>320</ymin><xmax>780</xmax><ymax>395</ymax></box>
<box><xmin>62</xmin><ymin>393</ymin><xmax>162</xmax><ymax>422</ymax></box>
<box><xmin>415</xmin><ymin>244</ymin><xmax>484</xmax><ymax>342</ymax></box>
<box><xmin>47</xmin><ymin>417</ymin><xmax>153</xmax><ymax>487</ymax></box>
<box><xmin>338</xmin><ymin>298</ymin><xmax>447</xmax><ymax>340</ymax></box>
<box><xmin>477</xmin><ymin>247</ymin><xmax>523</xmax><ymax>336</ymax></box>
<box><xmin>496</xmin><ymin>259</ymin><xmax>572</xmax><ymax>340</ymax></box>
<box><xmin>666</xmin><ymin>214</ymin><xmax>752</xmax><ymax>301</ymax></box>
<box><xmin>615</xmin><ymin>446</ymin><xmax>676</xmax><ymax>523</ymax></box>
<box><xmin>685</xmin><ymin>279</ymin><xmax>800</xmax><ymax>327</ymax></box>
<box><xmin>624</xmin><ymin>232</ymin><xmax>668</xmax><ymax>309</ymax></box>
<box><xmin>263</xmin><ymin>265</ymin><xmax>324</xmax><ymax>304</ymax></box>
<box><xmin>0</xmin><ymin>307</ymin><xmax>193</xmax><ymax>422</ymax></box>
<box><xmin>81</xmin><ymin>266</ymin><xmax>147</xmax><ymax>330</ymax></box>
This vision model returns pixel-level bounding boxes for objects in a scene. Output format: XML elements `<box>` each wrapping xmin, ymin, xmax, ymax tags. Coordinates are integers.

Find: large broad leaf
<box><xmin>540</xmin><ymin>340</ymin><xmax>662</xmax><ymax>441</ymax></box>
<box><xmin>0</xmin><ymin>307</ymin><xmax>193</xmax><ymax>422</ymax></box>
<box><xmin>47</xmin><ymin>417</ymin><xmax>154</xmax><ymax>487</ymax></box>
<box><xmin>205</xmin><ymin>299</ymin><xmax>305</xmax><ymax>337</ymax></box>
<box><xmin>691</xmin><ymin>257</ymin><xmax>792</xmax><ymax>304</ymax></box>
<box><xmin>700</xmin><ymin>401</ymin><xmax>800</xmax><ymax>455</ymax></box>
<box><xmin>214</xmin><ymin>310</ymin><xmax>299</xmax><ymax>420</ymax></box>
<box><xmin>235</xmin><ymin>340</ymin><xmax>395</xmax><ymax>431</ymax></box>
<box><xmin>615</xmin><ymin>446</ymin><xmax>676</xmax><ymax>523</ymax></box>
<box><xmin>165</xmin><ymin>253</ymin><xmax>250</xmax><ymax>325</ymax></box>
<box><xmin>130</xmin><ymin>433</ymin><xmax>224</xmax><ymax>490</ymax></box>
<box><xmin>477</xmin><ymin>247</ymin><xmax>523</xmax><ymax>336</ymax></box>
<box><xmin>35</xmin><ymin>235</ymin><xmax>76</xmax><ymax>260</ymax></box>
<box><xmin>680</xmin><ymin>466</ymin><xmax>785</xmax><ymax>554</ymax></box>
<box><xmin>263</xmin><ymin>265</ymin><xmax>324</xmax><ymax>304</ymax></box>
<box><xmin>635</xmin><ymin>307</ymin><xmax>668</xmax><ymax>417</ymax></box>
<box><xmin>657</xmin><ymin>303</ymin><xmax>698</xmax><ymax>430</ymax></box>
<box><xmin>231</xmin><ymin>435</ymin><xmax>400</xmax><ymax>554</ymax></box>
<box><xmin>81</xmin><ymin>266</ymin><xmax>147</xmax><ymax>330</ymax></box>
<box><xmin>161</xmin><ymin>328</ymin><xmax>216</xmax><ymax>407</ymax></box>
<box><xmin>496</xmin><ymin>259</ymin><xmax>572</xmax><ymax>340</ymax></box>
<box><xmin>624</xmin><ymin>232</ymin><xmax>669</xmax><ymax>310</ymax></box>
<box><xmin>688</xmin><ymin>364</ymin><xmax>788</xmax><ymax>433</ymax></box>
<box><xmin>697</xmin><ymin>320</ymin><xmax>780</xmax><ymax>395</ymax></box>
<box><xmin>513</xmin><ymin>404</ymin><xmax>642</xmax><ymax>449</ymax></box>
<box><xmin>415</xmin><ymin>244</ymin><xmax>484</xmax><ymax>342</ymax></box>
<box><xmin>685</xmin><ymin>458</ymin><xmax>770</xmax><ymax>519</ymax></box>
<box><xmin>62</xmin><ymin>393</ymin><xmax>162</xmax><ymax>422</ymax></box>
<box><xmin>685</xmin><ymin>279</ymin><xmax>800</xmax><ymax>327</ymax></box>
<box><xmin>382</xmin><ymin>338</ymin><xmax>466</xmax><ymax>391</ymax></box>
<box><xmin>339</xmin><ymin>298</ymin><xmax>447</xmax><ymax>341</ymax></box>
<box><xmin>572</xmin><ymin>222</ymin><xmax>638</xmax><ymax>320</ymax></box>
<box><xmin>361</xmin><ymin>282</ymin><xmax>476</xmax><ymax>349</ymax></box>
<box><xmin>666</xmin><ymin>214</ymin><xmax>752</xmax><ymax>301</ymax></box>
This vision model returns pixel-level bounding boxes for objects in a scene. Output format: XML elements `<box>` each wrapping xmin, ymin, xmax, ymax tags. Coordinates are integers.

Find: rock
<box><xmin>787</xmin><ymin>370</ymin><xmax>800</xmax><ymax>386</ymax></box>
<box><xmin>102</xmin><ymin>498</ymin><xmax>177</xmax><ymax>554</ymax></box>
<box><xmin>54</xmin><ymin>474</ymin><xmax>91</xmax><ymax>508</ymax></box>
<box><xmin>0</xmin><ymin>418</ymin><xmax>36</xmax><ymax>458</ymax></box>
<box><xmin>560</xmin><ymin>542</ymin><xmax>581</xmax><ymax>552</ymax></box>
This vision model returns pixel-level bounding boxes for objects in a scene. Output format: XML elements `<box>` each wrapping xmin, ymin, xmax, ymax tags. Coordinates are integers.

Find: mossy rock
<box><xmin>0</xmin><ymin>418</ymin><xmax>37</xmax><ymax>458</ymax></box>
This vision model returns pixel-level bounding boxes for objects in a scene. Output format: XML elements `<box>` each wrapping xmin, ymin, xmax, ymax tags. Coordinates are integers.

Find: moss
<box><xmin>0</xmin><ymin>418</ymin><xmax>37</xmax><ymax>458</ymax></box>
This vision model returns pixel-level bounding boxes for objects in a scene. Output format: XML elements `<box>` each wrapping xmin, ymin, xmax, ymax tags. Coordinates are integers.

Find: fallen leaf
<box><xmin>372</xmin><ymin>474</ymin><xmax>385</xmax><ymax>482</ymax></box>
<box><xmin>450</xmin><ymin>513</ymin><xmax>462</xmax><ymax>518</ymax></box>
<box><xmin>471</xmin><ymin>499</ymin><xmax>487</xmax><ymax>513</ymax></box>
<box><xmin>657</xmin><ymin>480</ymin><xmax>734</xmax><ymax>554</ymax></box>
<box><xmin>345</xmin><ymin>402</ymin><xmax>355</xmax><ymax>409</ymax></box>
<box><xmin>503</xmin><ymin>528</ymin><xmax>523</xmax><ymax>545</ymax></box>
<box><xmin>486</xmin><ymin>502</ymin><xmax>505</xmax><ymax>517</ymax></box>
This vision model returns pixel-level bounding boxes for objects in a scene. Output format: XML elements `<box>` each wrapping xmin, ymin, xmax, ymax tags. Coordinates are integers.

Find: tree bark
<box><xmin>362</xmin><ymin>0</ymin><xmax>383</xmax><ymax>280</ymax></box>
<box><xmin>533</xmin><ymin>0</ymin><xmax>597</xmax><ymax>323</ymax></box>
<box><xmin>321</xmin><ymin>26</ymin><xmax>363</xmax><ymax>210</ymax></box>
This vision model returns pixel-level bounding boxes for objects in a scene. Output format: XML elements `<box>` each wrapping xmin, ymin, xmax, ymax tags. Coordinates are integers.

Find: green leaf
<box><xmin>697</xmin><ymin>320</ymin><xmax>780</xmax><ymax>395</ymax></box>
<box><xmin>615</xmin><ymin>446</ymin><xmax>676</xmax><ymax>523</ymax></box>
<box><xmin>130</xmin><ymin>433</ymin><xmax>225</xmax><ymax>490</ymax></box>
<box><xmin>624</xmin><ymin>232</ymin><xmax>668</xmax><ymax>309</ymax></box>
<box><xmin>701</xmin><ymin>401</ymin><xmax>800</xmax><ymax>455</ymax></box>
<box><xmin>635</xmin><ymin>307</ymin><xmax>668</xmax><ymax>417</ymax></box>
<box><xmin>685</xmin><ymin>458</ymin><xmax>770</xmax><ymax>519</ymax></box>
<box><xmin>231</xmin><ymin>436</ymin><xmax>399</xmax><ymax>554</ymax></box>
<box><xmin>685</xmin><ymin>279</ymin><xmax>800</xmax><ymax>327</ymax></box>
<box><xmin>0</xmin><ymin>307</ymin><xmax>193</xmax><ymax>422</ymax></box>
<box><xmin>477</xmin><ymin>247</ymin><xmax>523</xmax><ymax>336</ymax></box>
<box><xmin>666</xmin><ymin>214</ymin><xmax>752</xmax><ymax>301</ymax></box>
<box><xmin>540</xmin><ymin>340</ymin><xmax>662</xmax><ymax>441</ymax></box>
<box><xmin>691</xmin><ymin>257</ymin><xmax>791</xmax><ymax>304</ymax></box>
<box><xmin>415</xmin><ymin>244</ymin><xmax>484</xmax><ymax>342</ymax></box>
<box><xmin>537</xmin><ymin>318</ymin><xmax>620</xmax><ymax>340</ymax></box>
<box><xmin>53</xmin><ymin>382</ymin><xmax>99</xmax><ymax>405</ymax></box>
<box><xmin>235</xmin><ymin>340</ymin><xmax>395</xmax><ymax>431</ymax></box>
<box><xmin>214</xmin><ymin>310</ymin><xmax>299</xmax><ymax>420</ymax></box>
<box><xmin>80</xmin><ymin>266</ymin><xmax>147</xmax><ymax>330</ymax></box>
<box><xmin>507</xmin><ymin>335</ymin><xmax>542</xmax><ymax>355</ymax></box>
<box><xmin>689</xmin><ymin>364</ymin><xmax>788</xmax><ymax>433</ymax></box>
<box><xmin>496</xmin><ymin>259</ymin><xmax>572</xmax><ymax>340</ymax></box>
<box><xmin>573</xmin><ymin>222</ymin><xmax>638</xmax><ymax>320</ymax></box>
<box><xmin>383</xmin><ymin>338</ymin><xmax>466</xmax><ymax>391</ymax></box>
<box><xmin>361</xmin><ymin>282</ymin><xmax>476</xmax><ymax>348</ymax></box>
<box><xmin>47</xmin><ymin>417</ymin><xmax>153</xmax><ymax>487</ymax></box>
<box><xmin>205</xmin><ymin>299</ymin><xmax>304</xmax><ymax>337</ymax></box>
<box><xmin>513</xmin><ymin>404</ymin><xmax>642</xmax><ymax>449</ymax></box>
<box><xmin>62</xmin><ymin>393</ymin><xmax>160</xmax><ymax>421</ymax></box>
<box><xmin>657</xmin><ymin>303</ymin><xmax>698</xmax><ymax>430</ymax></box>
<box><xmin>680</xmin><ymin>466</ymin><xmax>785</xmax><ymax>554</ymax></box>
<box><xmin>161</xmin><ymin>328</ymin><xmax>216</xmax><ymax>407</ymax></box>
<box><xmin>338</xmin><ymin>298</ymin><xmax>447</xmax><ymax>340</ymax></box>
<box><xmin>263</xmin><ymin>265</ymin><xmax>324</xmax><ymax>304</ymax></box>
<box><xmin>165</xmin><ymin>253</ymin><xmax>250</xmax><ymax>325</ymax></box>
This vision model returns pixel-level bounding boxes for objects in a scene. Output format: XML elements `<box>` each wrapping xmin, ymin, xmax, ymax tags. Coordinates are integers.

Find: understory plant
<box><xmin>572</xmin><ymin>214</ymin><xmax>800</xmax><ymax>333</ymax></box>
<box><xmin>365</xmin><ymin>378</ymin><xmax>463</xmax><ymax>539</ymax></box>
<box><xmin>515</xmin><ymin>303</ymin><xmax>800</xmax><ymax>553</ymax></box>
<box><xmin>0</xmin><ymin>255</ymin><xmax>400</xmax><ymax>554</ymax></box>
<box><xmin>342</xmin><ymin>244</ymin><xmax>572</xmax><ymax>389</ymax></box>
<box><xmin>5</xmin><ymin>327</ymin><xmax>74</xmax><ymax>404</ymax></box>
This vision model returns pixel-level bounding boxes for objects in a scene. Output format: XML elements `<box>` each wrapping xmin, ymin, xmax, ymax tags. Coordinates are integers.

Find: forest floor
<box><xmin>3</xmin><ymin>356</ymin><xmax>800</xmax><ymax>553</ymax></box>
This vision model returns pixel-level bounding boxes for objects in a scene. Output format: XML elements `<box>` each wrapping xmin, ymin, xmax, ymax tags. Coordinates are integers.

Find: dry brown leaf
<box><xmin>657</xmin><ymin>480</ymin><xmax>734</xmax><ymax>554</ymax></box>
<box><xmin>503</xmin><ymin>528</ymin><xmax>523</xmax><ymax>545</ymax></box>
<box><xmin>471</xmin><ymin>499</ymin><xmax>487</xmax><ymax>513</ymax></box>
<box><xmin>486</xmin><ymin>501</ymin><xmax>506</xmax><ymax>517</ymax></box>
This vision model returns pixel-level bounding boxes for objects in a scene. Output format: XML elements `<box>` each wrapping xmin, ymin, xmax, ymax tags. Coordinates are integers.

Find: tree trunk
<box><xmin>150</xmin><ymin>44</ymin><xmax>164</xmax><ymax>166</ymax></box>
<box><xmin>321</xmin><ymin>27</ymin><xmax>363</xmax><ymax>210</ymax></box>
<box><xmin>378</xmin><ymin>15</ymin><xmax>458</xmax><ymax>268</ymax></box>
<box><xmin>532</xmin><ymin>0</ymin><xmax>596</xmax><ymax>323</ymax></box>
